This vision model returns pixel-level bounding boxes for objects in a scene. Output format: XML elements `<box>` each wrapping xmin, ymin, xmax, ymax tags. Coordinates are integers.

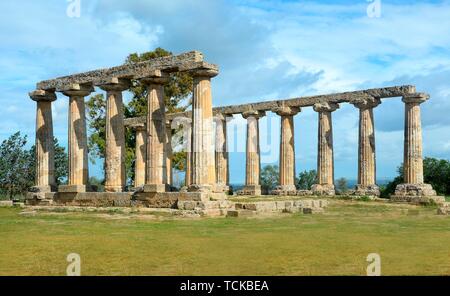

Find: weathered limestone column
<box><xmin>100</xmin><ymin>79</ymin><xmax>130</xmax><ymax>192</ymax></box>
<box><xmin>29</xmin><ymin>90</ymin><xmax>57</xmax><ymax>193</ymax></box>
<box><xmin>184</xmin><ymin>119</ymin><xmax>193</xmax><ymax>187</ymax></box>
<box><xmin>59</xmin><ymin>84</ymin><xmax>94</xmax><ymax>193</ymax></box>
<box><xmin>165</xmin><ymin>120</ymin><xmax>173</xmax><ymax>188</ymax></box>
<box><xmin>271</xmin><ymin>106</ymin><xmax>300</xmax><ymax>195</ymax></box>
<box><xmin>214</xmin><ymin>113</ymin><xmax>231</xmax><ymax>193</ymax></box>
<box><xmin>393</xmin><ymin>93</ymin><xmax>439</xmax><ymax>201</ymax></box>
<box><xmin>142</xmin><ymin>72</ymin><xmax>169</xmax><ymax>193</ymax></box>
<box><xmin>352</xmin><ymin>96</ymin><xmax>381</xmax><ymax>196</ymax></box>
<box><xmin>189</xmin><ymin>69</ymin><xmax>218</xmax><ymax>192</ymax></box>
<box><xmin>311</xmin><ymin>102</ymin><xmax>339</xmax><ymax>196</ymax></box>
<box><xmin>240</xmin><ymin>110</ymin><xmax>266</xmax><ymax>196</ymax></box>
<box><xmin>134</xmin><ymin>124</ymin><xmax>146</xmax><ymax>188</ymax></box>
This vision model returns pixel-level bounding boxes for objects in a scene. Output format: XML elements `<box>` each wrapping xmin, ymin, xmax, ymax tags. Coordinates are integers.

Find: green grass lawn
<box><xmin>0</xmin><ymin>201</ymin><xmax>449</xmax><ymax>275</ymax></box>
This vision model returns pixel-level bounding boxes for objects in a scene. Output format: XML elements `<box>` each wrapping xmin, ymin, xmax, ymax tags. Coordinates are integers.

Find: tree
<box><xmin>297</xmin><ymin>170</ymin><xmax>317</xmax><ymax>190</ymax></box>
<box><xmin>0</xmin><ymin>132</ymin><xmax>33</xmax><ymax>199</ymax></box>
<box><xmin>336</xmin><ymin>177</ymin><xmax>348</xmax><ymax>194</ymax></box>
<box><xmin>0</xmin><ymin>132</ymin><xmax>68</xmax><ymax>200</ymax></box>
<box><xmin>261</xmin><ymin>165</ymin><xmax>279</xmax><ymax>191</ymax></box>
<box><xmin>86</xmin><ymin>48</ymin><xmax>193</xmax><ymax>185</ymax></box>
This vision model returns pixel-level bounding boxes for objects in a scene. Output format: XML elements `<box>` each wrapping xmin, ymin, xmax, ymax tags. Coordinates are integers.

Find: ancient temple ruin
<box><xmin>26</xmin><ymin>51</ymin><xmax>444</xmax><ymax>212</ymax></box>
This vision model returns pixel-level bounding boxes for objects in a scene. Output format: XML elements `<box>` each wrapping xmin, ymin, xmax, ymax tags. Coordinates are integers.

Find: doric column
<box><xmin>99</xmin><ymin>79</ymin><xmax>130</xmax><ymax>192</ymax></box>
<box><xmin>311</xmin><ymin>102</ymin><xmax>339</xmax><ymax>196</ymax></box>
<box><xmin>241</xmin><ymin>110</ymin><xmax>266</xmax><ymax>196</ymax></box>
<box><xmin>271</xmin><ymin>106</ymin><xmax>300</xmax><ymax>194</ymax></box>
<box><xmin>214</xmin><ymin>113</ymin><xmax>231</xmax><ymax>193</ymax></box>
<box><xmin>184</xmin><ymin>118</ymin><xmax>193</xmax><ymax>187</ymax></box>
<box><xmin>59</xmin><ymin>84</ymin><xmax>94</xmax><ymax>193</ymax></box>
<box><xmin>165</xmin><ymin>120</ymin><xmax>173</xmax><ymax>188</ymax></box>
<box><xmin>352</xmin><ymin>96</ymin><xmax>381</xmax><ymax>196</ymax></box>
<box><xmin>189</xmin><ymin>69</ymin><xmax>218</xmax><ymax>192</ymax></box>
<box><xmin>29</xmin><ymin>90</ymin><xmax>57</xmax><ymax>192</ymax></box>
<box><xmin>394</xmin><ymin>93</ymin><xmax>437</xmax><ymax>199</ymax></box>
<box><xmin>134</xmin><ymin>124</ymin><xmax>146</xmax><ymax>188</ymax></box>
<box><xmin>142</xmin><ymin>71</ymin><xmax>169</xmax><ymax>193</ymax></box>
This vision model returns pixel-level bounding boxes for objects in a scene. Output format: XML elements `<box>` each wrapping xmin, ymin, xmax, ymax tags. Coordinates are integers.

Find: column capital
<box><xmin>402</xmin><ymin>93</ymin><xmax>429</xmax><ymax>104</ymax></box>
<box><xmin>272</xmin><ymin>106</ymin><xmax>301</xmax><ymax>116</ymax></box>
<box><xmin>242</xmin><ymin>110</ymin><xmax>266</xmax><ymax>119</ymax></box>
<box><xmin>62</xmin><ymin>84</ymin><xmax>94</xmax><ymax>97</ymax></box>
<box><xmin>129</xmin><ymin>123</ymin><xmax>146</xmax><ymax>131</ymax></box>
<box><xmin>214</xmin><ymin>113</ymin><xmax>233</xmax><ymax>121</ymax></box>
<box><xmin>191</xmin><ymin>68</ymin><xmax>219</xmax><ymax>78</ymax></box>
<box><xmin>352</xmin><ymin>95</ymin><xmax>381</xmax><ymax>110</ymax></box>
<box><xmin>313</xmin><ymin>102</ymin><xmax>339</xmax><ymax>113</ymax></box>
<box><xmin>98</xmin><ymin>78</ymin><xmax>131</xmax><ymax>92</ymax></box>
<box><xmin>29</xmin><ymin>89</ymin><xmax>57</xmax><ymax>102</ymax></box>
<box><xmin>141</xmin><ymin>70</ymin><xmax>169</xmax><ymax>85</ymax></box>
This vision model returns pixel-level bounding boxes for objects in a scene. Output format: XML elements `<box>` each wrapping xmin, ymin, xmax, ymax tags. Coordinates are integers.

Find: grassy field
<box><xmin>0</xmin><ymin>200</ymin><xmax>449</xmax><ymax>275</ymax></box>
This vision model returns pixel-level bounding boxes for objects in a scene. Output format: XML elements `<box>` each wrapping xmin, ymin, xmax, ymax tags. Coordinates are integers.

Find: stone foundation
<box><xmin>270</xmin><ymin>185</ymin><xmax>297</xmax><ymax>196</ymax></box>
<box><xmin>311</xmin><ymin>184</ymin><xmax>335</xmax><ymax>196</ymax></box>
<box><xmin>237</xmin><ymin>185</ymin><xmax>262</xmax><ymax>196</ymax></box>
<box><xmin>391</xmin><ymin>183</ymin><xmax>444</xmax><ymax>205</ymax></box>
<box><xmin>228</xmin><ymin>199</ymin><xmax>328</xmax><ymax>217</ymax></box>
<box><xmin>353</xmin><ymin>184</ymin><xmax>380</xmax><ymax>197</ymax></box>
<box><xmin>437</xmin><ymin>203</ymin><xmax>450</xmax><ymax>215</ymax></box>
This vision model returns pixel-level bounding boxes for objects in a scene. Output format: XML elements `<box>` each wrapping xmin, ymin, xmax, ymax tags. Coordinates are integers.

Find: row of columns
<box><xmin>30</xmin><ymin>81</ymin><xmax>433</xmax><ymax>197</ymax></box>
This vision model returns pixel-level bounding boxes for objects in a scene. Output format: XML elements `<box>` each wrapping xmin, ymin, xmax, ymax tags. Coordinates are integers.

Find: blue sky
<box><xmin>1</xmin><ymin>0</ymin><xmax>450</xmax><ymax>184</ymax></box>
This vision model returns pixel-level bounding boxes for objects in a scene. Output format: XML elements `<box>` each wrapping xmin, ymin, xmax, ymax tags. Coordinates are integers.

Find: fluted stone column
<box><xmin>214</xmin><ymin>113</ymin><xmax>231</xmax><ymax>193</ymax></box>
<box><xmin>311</xmin><ymin>102</ymin><xmax>339</xmax><ymax>195</ymax></box>
<box><xmin>189</xmin><ymin>69</ymin><xmax>218</xmax><ymax>192</ymax></box>
<box><xmin>134</xmin><ymin>124</ymin><xmax>146</xmax><ymax>188</ymax></box>
<box><xmin>30</xmin><ymin>90</ymin><xmax>57</xmax><ymax>193</ymax></box>
<box><xmin>165</xmin><ymin>120</ymin><xmax>173</xmax><ymax>188</ymax></box>
<box><xmin>100</xmin><ymin>79</ymin><xmax>130</xmax><ymax>192</ymax></box>
<box><xmin>241</xmin><ymin>111</ymin><xmax>265</xmax><ymax>196</ymax></box>
<box><xmin>271</xmin><ymin>106</ymin><xmax>300</xmax><ymax>195</ymax></box>
<box><xmin>184</xmin><ymin>119</ymin><xmax>193</xmax><ymax>187</ymax></box>
<box><xmin>394</xmin><ymin>93</ymin><xmax>438</xmax><ymax>200</ymax></box>
<box><xmin>59</xmin><ymin>85</ymin><xmax>93</xmax><ymax>193</ymax></box>
<box><xmin>143</xmin><ymin>72</ymin><xmax>169</xmax><ymax>193</ymax></box>
<box><xmin>352</xmin><ymin>96</ymin><xmax>381</xmax><ymax>196</ymax></box>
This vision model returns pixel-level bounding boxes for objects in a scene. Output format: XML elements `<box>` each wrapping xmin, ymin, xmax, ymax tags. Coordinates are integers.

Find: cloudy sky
<box><xmin>1</xmin><ymin>0</ymin><xmax>450</xmax><ymax>184</ymax></box>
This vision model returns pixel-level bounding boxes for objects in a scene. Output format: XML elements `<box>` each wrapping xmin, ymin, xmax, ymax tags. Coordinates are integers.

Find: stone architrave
<box><xmin>214</xmin><ymin>113</ymin><xmax>232</xmax><ymax>193</ymax></box>
<box><xmin>189</xmin><ymin>69</ymin><xmax>218</xmax><ymax>193</ymax></box>
<box><xmin>29</xmin><ymin>90</ymin><xmax>57</xmax><ymax>193</ymax></box>
<box><xmin>142</xmin><ymin>72</ymin><xmax>169</xmax><ymax>193</ymax></box>
<box><xmin>351</xmin><ymin>96</ymin><xmax>381</xmax><ymax>196</ymax></box>
<box><xmin>271</xmin><ymin>106</ymin><xmax>300</xmax><ymax>195</ymax></box>
<box><xmin>393</xmin><ymin>93</ymin><xmax>442</xmax><ymax>203</ymax></box>
<box><xmin>311</xmin><ymin>102</ymin><xmax>339</xmax><ymax>196</ymax></box>
<box><xmin>59</xmin><ymin>84</ymin><xmax>94</xmax><ymax>193</ymax></box>
<box><xmin>240</xmin><ymin>110</ymin><xmax>266</xmax><ymax>196</ymax></box>
<box><xmin>99</xmin><ymin>79</ymin><xmax>130</xmax><ymax>192</ymax></box>
<box><xmin>134</xmin><ymin>124</ymin><xmax>146</xmax><ymax>188</ymax></box>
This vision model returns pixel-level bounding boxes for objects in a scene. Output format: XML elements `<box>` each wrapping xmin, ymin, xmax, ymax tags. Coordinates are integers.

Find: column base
<box><xmin>143</xmin><ymin>184</ymin><xmax>169</xmax><ymax>193</ymax></box>
<box><xmin>29</xmin><ymin>185</ymin><xmax>56</xmax><ymax>193</ymax></box>
<box><xmin>58</xmin><ymin>184</ymin><xmax>96</xmax><ymax>193</ymax></box>
<box><xmin>237</xmin><ymin>185</ymin><xmax>262</xmax><ymax>196</ymax></box>
<box><xmin>354</xmin><ymin>184</ymin><xmax>380</xmax><ymax>197</ymax></box>
<box><xmin>391</xmin><ymin>183</ymin><xmax>444</xmax><ymax>205</ymax></box>
<box><xmin>270</xmin><ymin>185</ymin><xmax>297</xmax><ymax>196</ymax></box>
<box><xmin>105</xmin><ymin>185</ymin><xmax>126</xmax><ymax>193</ymax></box>
<box><xmin>214</xmin><ymin>184</ymin><xmax>230</xmax><ymax>193</ymax></box>
<box><xmin>188</xmin><ymin>184</ymin><xmax>213</xmax><ymax>193</ymax></box>
<box><xmin>311</xmin><ymin>184</ymin><xmax>335</xmax><ymax>196</ymax></box>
